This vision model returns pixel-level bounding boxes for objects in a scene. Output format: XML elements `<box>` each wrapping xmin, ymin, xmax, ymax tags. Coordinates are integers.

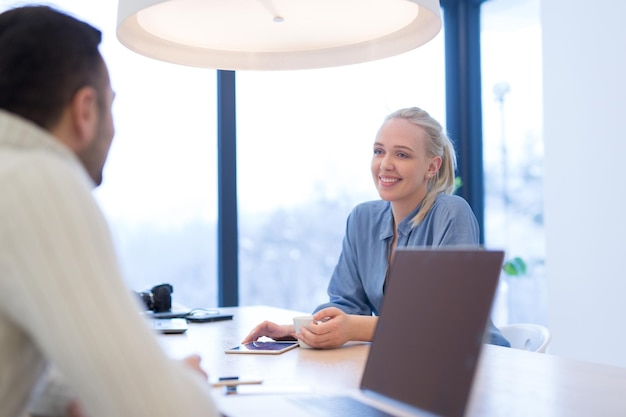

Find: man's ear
<box><xmin>70</xmin><ymin>86</ymin><xmax>98</xmax><ymax>149</ymax></box>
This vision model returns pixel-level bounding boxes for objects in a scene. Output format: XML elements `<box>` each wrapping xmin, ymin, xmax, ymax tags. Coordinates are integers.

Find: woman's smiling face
<box><xmin>371</xmin><ymin>117</ymin><xmax>440</xmax><ymax>219</ymax></box>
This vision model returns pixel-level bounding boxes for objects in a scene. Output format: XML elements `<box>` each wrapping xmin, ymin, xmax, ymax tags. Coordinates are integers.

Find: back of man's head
<box><xmin>0</xmin><ymin>6</ymin><xmax>103</xmax><ymax>130</ymax></box>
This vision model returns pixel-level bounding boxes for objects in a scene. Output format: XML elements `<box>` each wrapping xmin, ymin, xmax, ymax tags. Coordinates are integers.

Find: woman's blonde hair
<box><xmin>383</xmin><ymin>107</ymin><xmax>457</xmax><ymax>226</ymax></box>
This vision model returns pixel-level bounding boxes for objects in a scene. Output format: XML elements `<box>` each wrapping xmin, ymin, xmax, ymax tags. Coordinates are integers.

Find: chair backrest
<box><xmin>499</xmin><ymin>323</ymin><xmax>551</xmax><ymax>353</ymax></box>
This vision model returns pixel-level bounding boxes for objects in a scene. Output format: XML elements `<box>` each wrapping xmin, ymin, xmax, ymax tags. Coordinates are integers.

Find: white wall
<box><xmin>543</xmin><ymin>0</ymin><xmax>626</xmax><ymax>367</ymax></box>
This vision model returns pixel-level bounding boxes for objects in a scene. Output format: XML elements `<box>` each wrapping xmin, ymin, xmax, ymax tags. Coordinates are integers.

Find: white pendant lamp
<box><xmin>116</xmin><ymin>0</ymin><xmax>442</xmax><ymax>70</ymax></box>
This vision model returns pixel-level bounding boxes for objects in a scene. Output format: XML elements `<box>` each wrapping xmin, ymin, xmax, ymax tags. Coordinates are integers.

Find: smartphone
<box><xmin>149</xmin><ymin>318</ymin><xmax>188</xmax><ymax>334</ymax></box>
<box><xmin>225</xmin><ymin>341</ymin><xmax>299</xmax><ymax>355</ymax></box>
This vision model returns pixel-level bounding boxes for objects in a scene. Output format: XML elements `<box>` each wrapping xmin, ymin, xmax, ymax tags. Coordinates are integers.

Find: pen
<box><xmin>211</xmin><ymin>376</ymin><xmax>263</xmax><ymax>387</ymax></box>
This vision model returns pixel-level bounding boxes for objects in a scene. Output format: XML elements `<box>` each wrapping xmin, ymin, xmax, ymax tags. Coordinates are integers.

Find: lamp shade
<box><xmin>116</xmin><ymin>0</ymin><xmax>442</xmax><ymax>70</ymax></box>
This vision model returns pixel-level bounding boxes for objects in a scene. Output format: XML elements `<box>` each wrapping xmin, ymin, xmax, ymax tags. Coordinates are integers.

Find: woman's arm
<box><xmin>315</xmin><ymin>207</ymin><xmax>377</xmax><ymax>315</ymax></box>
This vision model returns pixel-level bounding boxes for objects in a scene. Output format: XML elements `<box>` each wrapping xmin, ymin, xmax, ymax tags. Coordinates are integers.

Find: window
<box><xmin>481</xmin><ymin>0</ymin><xmax>546</xmax><ymax>325</ymax></box>
<box><xmin>237</xmin><ymin>37</ymin><xmax>446</xmax><ymax>312</ymax></box>
<box><xmin>99</xmin><ymin>38</ymin><xmax>219</xmax><ymax>309</ymax></box>
<box><xmin>4</xmin><ymin>0</ymin><xmax>545</xmax><ymax>324</ymax></box>
<box><xmin>7</xmin><ymin>1</ymin><xmax>445</xmax><ymax>313</ymax></box>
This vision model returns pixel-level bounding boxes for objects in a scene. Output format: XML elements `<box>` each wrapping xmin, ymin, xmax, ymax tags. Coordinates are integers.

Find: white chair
<box><xmin>499</xmin><ymin>323</ymin><xmax>551</xmax><ymax>353</ymax></box>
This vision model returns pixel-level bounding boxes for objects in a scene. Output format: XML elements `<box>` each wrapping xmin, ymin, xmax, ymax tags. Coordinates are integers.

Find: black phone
<box><xmin>185</xmin><ymin>309</ymin><xmax>233</xmax><ymax>323</ymax></box>
<box><xmin>146</xmin><ymin>310</ymin><xmax>190</xmax><ymax>319</ymax></box>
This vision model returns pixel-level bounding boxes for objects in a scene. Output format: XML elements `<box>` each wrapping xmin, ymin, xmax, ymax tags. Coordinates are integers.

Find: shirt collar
<box><xmin>379</xmin><ymin>200</ymin><xmax>424</xmax><ymax>240</ymax></box>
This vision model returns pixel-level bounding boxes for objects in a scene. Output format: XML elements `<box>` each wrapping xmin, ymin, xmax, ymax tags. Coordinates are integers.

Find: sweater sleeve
<box><xmin>0</xmin><ymin>153</ymin><xmax>218</xmax><ymax>416</ymax></box>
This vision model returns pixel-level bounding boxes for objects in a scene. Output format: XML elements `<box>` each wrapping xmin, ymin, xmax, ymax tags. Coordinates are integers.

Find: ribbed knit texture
<box><xmin>0</xmin><ymin>111</ymin><xmax>218</xmax><ymax>417</ymax></box>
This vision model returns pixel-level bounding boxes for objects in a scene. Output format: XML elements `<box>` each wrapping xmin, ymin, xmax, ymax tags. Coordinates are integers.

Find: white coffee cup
<box><xmin>293</xmin><ymin>315</ymin><xmax>315</xmax><ymax>349</ymax></box>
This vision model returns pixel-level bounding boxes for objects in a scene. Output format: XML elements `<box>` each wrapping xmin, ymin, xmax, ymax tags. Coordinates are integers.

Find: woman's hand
<box><xmin>241</xmin><ymin>321</ymin><xmax>295</xmax><ymax>344</ymax></box>
<box><xmin>297</xmin><ymin>307</ymin><xmax>378</xmax><ymax>349</ymax></box>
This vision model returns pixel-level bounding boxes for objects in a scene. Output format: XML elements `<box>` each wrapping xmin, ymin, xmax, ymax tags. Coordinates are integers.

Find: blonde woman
<box><xmin>243</xmin><ymin>107</ymin><xmax>509</xmax><ymax>348</ymax></box>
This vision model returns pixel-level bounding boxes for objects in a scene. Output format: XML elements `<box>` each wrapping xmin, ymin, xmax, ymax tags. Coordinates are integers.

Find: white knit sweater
<box><xmin>0</xmin><ymin>111</ymin><xmax>218</xmax><ymax>417</ymax></box>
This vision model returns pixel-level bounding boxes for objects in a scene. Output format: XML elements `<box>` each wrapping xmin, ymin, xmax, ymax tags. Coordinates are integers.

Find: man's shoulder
<box><xmin>1</xmin><ymin>146</ymin><xmax>92</xmax><ymax>206</ymax></box>
<box><xmin>4</xmin><ymin>149</ymin><xmax>76</xmax><ymax>181</ymax></box>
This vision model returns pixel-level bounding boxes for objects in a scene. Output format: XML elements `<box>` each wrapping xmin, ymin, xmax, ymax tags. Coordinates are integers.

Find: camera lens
<box><xmin>151</xmin><ymin>284</ymin><xmax>173</xmax><ymax>313</ymax></box>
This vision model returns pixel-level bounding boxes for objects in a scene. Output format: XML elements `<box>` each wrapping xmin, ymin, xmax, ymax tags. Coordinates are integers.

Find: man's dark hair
<box><xmin>0</xmin><ymin>5</ymin><xmax>103</xmax><ymax>129</ymax></box>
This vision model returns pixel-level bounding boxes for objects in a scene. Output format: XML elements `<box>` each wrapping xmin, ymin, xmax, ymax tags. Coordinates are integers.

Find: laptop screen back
<box><xmin>360</xmin><ymin>248</ymin><xmax>504</xmax><ymax>417</ymax></box>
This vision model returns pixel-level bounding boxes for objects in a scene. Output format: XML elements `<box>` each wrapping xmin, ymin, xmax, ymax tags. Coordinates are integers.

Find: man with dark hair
<box><xmin>0</xmin><ymin>6</ymin><xmax>218</xmax><ymax>417</ymax></box>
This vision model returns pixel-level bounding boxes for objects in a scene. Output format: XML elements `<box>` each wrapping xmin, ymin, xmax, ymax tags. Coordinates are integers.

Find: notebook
<box><xmin>218</xmin><ymin>248</ymin><xmax>505</xmax><ymax>417</ymax></box>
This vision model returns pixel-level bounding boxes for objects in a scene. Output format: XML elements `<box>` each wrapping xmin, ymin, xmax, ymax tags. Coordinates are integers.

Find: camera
<box><xmin>135</xmin><ymin>283</ymin><xmax>173</xmax><ymax>313</ymax></box>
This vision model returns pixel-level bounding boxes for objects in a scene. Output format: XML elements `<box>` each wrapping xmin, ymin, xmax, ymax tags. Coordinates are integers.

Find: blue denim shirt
<box><xmin>314</xmin><ymin>194</ymin><xmax>510</xmax><ymax>347</ymax></box>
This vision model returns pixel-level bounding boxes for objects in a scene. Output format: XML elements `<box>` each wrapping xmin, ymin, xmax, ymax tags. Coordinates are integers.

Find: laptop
<box><xmin>218</xmin><ymin>248</ymin><xmax>505</xmax><ymax>417</ymax></box>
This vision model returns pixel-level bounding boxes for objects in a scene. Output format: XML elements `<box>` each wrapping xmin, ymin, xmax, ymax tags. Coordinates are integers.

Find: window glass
<box><xmin>481</xmin><ymin>0</ymin><xmax>546</xmax><ymax>325</ymax></box>
<box><xmin>1</xmin><ymin>0</ymin><xmax>219</xmax><ymax>309</ymax></box>
<box><xmin>237</xmin><ymin>34</ymin><xmax>446</xmax><ymax>313</ymax></box>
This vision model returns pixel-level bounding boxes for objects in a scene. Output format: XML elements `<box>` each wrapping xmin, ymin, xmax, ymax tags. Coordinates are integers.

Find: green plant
<box><xmin>454</xmin><ymin>176</ymin><xmax>463</xmax><ymax>193</ymax></box>
<box><xmin>503</xmin><ymin>256</ymin><xmax>527</xmax><ymax>277</ymax></box>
